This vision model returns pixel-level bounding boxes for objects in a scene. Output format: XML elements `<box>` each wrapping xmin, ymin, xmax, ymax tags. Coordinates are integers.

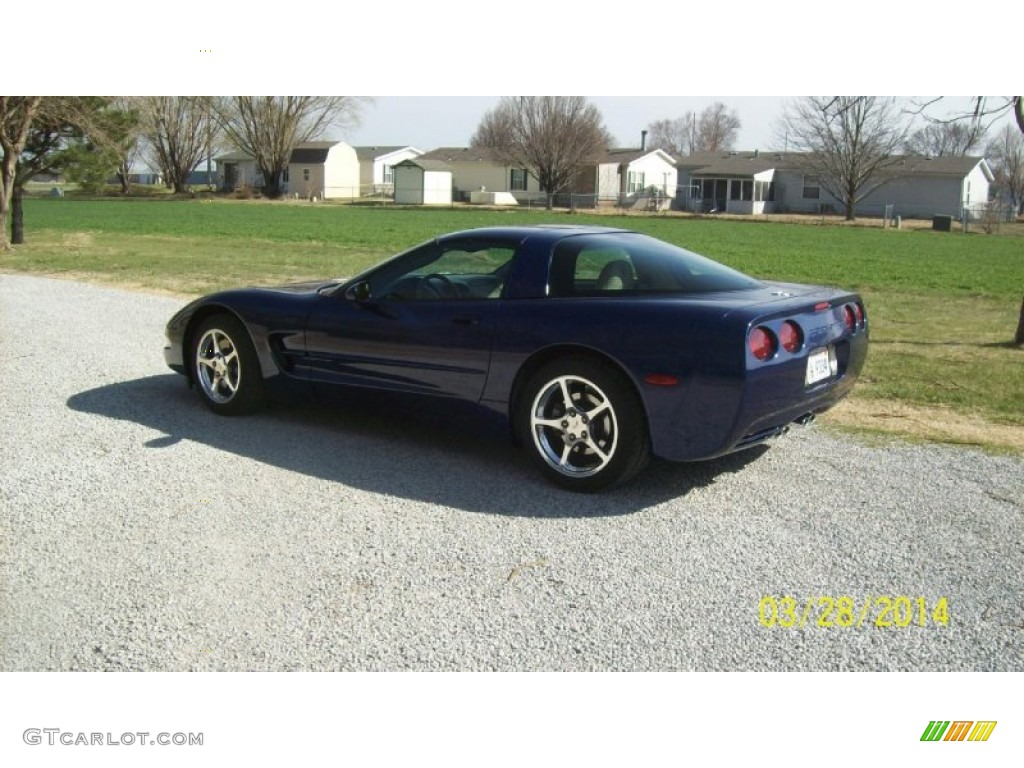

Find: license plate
<box><xmin>805</xmin><ymin>346</ymin><xmax>835</xmax><ymax>385</ymax></box>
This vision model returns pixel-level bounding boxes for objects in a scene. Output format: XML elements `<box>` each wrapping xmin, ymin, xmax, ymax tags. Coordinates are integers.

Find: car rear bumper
<box><xmin>648</xmin><ymin>330</ymin><xmax>867</xmax><ymax>462</ymax></box>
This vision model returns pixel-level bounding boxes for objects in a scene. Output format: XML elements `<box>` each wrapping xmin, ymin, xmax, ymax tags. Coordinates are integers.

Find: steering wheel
<box><xmin>418</xmin><ymin>273</ymin><xmax>459</xmax><ymax>300</ymax></box>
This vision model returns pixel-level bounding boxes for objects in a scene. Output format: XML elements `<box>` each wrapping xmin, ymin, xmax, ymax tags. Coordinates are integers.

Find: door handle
<box><xmin>452</xmin><ymin>315</ymin><xmax>480</xmax><ymax>326</ymax></box>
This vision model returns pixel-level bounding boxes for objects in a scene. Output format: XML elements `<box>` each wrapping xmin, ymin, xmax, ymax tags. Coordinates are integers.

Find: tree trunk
<box><xmin>117</xmin><ymin>169</ymin><xmax>130</xmax><ymax>195</ymax></box>
<box><xmin>1015</xmin><ymin>296</ymin><xmax>1024</xmax><ymax>346</ymax></box>
<box><xmin>11</xmin><ymin>186</ymin><xmax>24</xmax><ymax>244</ymax></box>
<box><xmin>545</xmin><ymin>191</ymin><xmax>553</xmax><ymax>211</ymax></box>
<box><xmin>262</xmin><ymin>167</ymin><xmax>283</xmax><ymax>199</ymax></box>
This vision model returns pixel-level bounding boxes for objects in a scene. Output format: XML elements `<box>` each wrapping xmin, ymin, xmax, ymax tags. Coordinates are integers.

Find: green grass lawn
<box><xmin>4</xmin><ymin>198</ymin><xmax>1023</xmax><ymax>436</ymax></box>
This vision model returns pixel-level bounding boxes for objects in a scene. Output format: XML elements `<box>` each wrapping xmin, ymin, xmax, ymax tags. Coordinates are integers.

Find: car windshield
<box><xmin>549</xmin><ymin>232</ymin><xmax>763</xmax><ymax>297</ymax></box>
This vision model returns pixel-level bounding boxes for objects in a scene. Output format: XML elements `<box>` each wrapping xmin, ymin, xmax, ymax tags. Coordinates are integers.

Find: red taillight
<box><xmin>779</xmin><ymin>320</ymin><xmax>802</xmax><ymax>353</ymax></box>
<box><xmin>748</xmin><ymin>326</ymin><xmax>776</xmax><ymax>361</ymax></box>
<box><xmin>854</xmin><ymin>302</ymin><xmax>865</xmax><ymax>327</ymax></box>
<box><xmin>844</xmin><ymin>305</ymin><xmax>857</xmax><ymax>333</ymax></box>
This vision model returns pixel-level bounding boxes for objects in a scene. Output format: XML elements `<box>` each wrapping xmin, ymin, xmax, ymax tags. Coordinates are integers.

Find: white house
<box><xmin>677</xmin><ymin>150</ymin><xmax>994</xmax><ymax>219</ymax></box>
<box><xmin>393</xmin><ymin>158</ymin><xmax>453</xmax><ymax>205</ymax></box>
<box><xmin>578</xmin><ymin>148</ymin><xmax>679</xmax><ymax>206</ymax></box>
<box><xmin>354</xmin><ymin>146</ymin><xmax>423</xmax><ymax>195</ymax></box>
<box><xmin>216</xmin><ymin>141</ymin><xmax>361</xmax><ymax>199</ymax></box>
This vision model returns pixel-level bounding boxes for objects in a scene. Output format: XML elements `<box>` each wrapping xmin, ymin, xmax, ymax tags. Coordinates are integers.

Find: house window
<box><xmin>730</xmin><ymin>180</ymin><xmax>753</xmax><ymax>201</ymax></box>
<box><xmin>282</xmin><ymin>168</ymin><xmax>289</xmax><ymax>183</ymax></box>
<box><xmin>690</xmin><ymin>180</ymin><xmax>701</xmax><ymax>199</ymax></box>
<box><xmin>302</xmin><ymin>168</ymin><xmax>310</xmax><ymax>182</ymax></box>
<box><xmin>755</xmin><ymin>181</ymin><xmax>776</xmax><ymax>202</ymax></box>
<box><xmin>802</xmin><ymin>175</ymin><xmax>820</xmax><ymax>199</ymax></box>
<box><xmin>510</xmin><ymin>168</ymin><xmax>528</xmax><ymax>191</ymax></box>
<box><xmin>383</xmin><ymin>165</ymin><xmax>394</xmax><ymax>184</ymax></box>
<box><xmin>627</xmin><ymin>171</ymin><xmax>645</xmax><ymax>193</ymax></box>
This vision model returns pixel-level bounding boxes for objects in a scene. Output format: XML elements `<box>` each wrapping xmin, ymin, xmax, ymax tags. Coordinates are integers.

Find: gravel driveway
<box><xmin>1</xmin><ymin>273</ymin><xmax>1021</xmax><ymax>671</ymax></box>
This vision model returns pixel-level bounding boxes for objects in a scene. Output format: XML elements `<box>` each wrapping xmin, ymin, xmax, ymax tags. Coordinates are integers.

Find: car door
<box><xmin>301</xmin><ymin>239</ymin><xmax>516</xmax><ymax>402</ymax></box>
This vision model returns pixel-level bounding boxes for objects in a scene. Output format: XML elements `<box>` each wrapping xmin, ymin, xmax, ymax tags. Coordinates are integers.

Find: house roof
<box><xmin>290</xmin><ymin>141</ymin><xmax>339</xmax><ymax>164</ymax></box>
<box><xmin>598</xmin><ymin>147</ymin><xmax>678</xmax><ymax>166</ymax></box>
<box><xmin>354</xmin><ymin>145</ymin><xmax>417</xmax><ymax>161</ymax></box>
<box><xmin>215</xmin><ymin>141</ymin><xmax>344</xmax><ymax>164</ymax></box>
<box><xmin>887</xmin><ymin>155</ymin><xmax>989</xmax><ymax>178</ymax></box>
<box><xmin>418</xmin><ymin>147</ymin><xmax>506</xmax><ymax>163</ymax></box>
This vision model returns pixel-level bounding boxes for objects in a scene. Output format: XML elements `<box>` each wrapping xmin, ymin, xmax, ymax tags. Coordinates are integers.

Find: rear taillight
<box><xmin>780</xmin><ymin>320</ymin><xmax>803</xmax><ymax>353</ymax></box>
<box><xmin>854</xmin><ymin>302</ymin><xmax>865</xmax><ymax>327</ymax></box>
<box><xmin>749</xmin><ymin>326</ymin><xmax>777</xmax><ymax>361</ymax></box>
<box><xmin>844</xmin><ymin>304</ymin><xmax>857</xmax><ymax>333</ymax></box>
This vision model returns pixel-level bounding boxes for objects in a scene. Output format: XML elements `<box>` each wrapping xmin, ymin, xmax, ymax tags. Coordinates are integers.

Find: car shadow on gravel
<box><xmin>67</xmin><ymin>375</ymin><xmax>769</xmax><ymax>518</ymax></box>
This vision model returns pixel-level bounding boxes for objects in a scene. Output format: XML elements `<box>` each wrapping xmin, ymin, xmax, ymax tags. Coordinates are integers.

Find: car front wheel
<box><xmin>518</xmin><ymin>357</ymin><xmax>650</xmax><ymax>491</ymax></box>
<box><xmin>192</xmin><ymin>314</ymin><xmax>264</xmax><ymax>415</ymax></box>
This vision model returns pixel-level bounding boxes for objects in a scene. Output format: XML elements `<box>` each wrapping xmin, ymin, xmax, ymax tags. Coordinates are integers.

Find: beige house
<box><xmin>416</xmin><ymin>147</ymin><xmax>546</xmax><ymax>203</ymax></box>
<box><xmin>216</xmin><ymin>141</ymin><xmax>361</xmax><ymax>199</ymax></box>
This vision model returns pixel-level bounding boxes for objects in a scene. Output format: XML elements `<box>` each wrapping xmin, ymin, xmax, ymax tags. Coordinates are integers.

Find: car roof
<box><xmin>436</xmin><ymin>224</ymin><xmax>635</xmax><ymax>244</ymax></box>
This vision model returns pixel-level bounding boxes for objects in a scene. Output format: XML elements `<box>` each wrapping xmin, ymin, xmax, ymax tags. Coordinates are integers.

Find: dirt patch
<box><xmin>821</xmin><ymin>398</ymin><xmax>1024</xmax><ymax>452</ymax></box>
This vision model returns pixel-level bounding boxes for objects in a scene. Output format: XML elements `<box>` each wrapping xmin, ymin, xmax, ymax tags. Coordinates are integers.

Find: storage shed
<box><xmin>393</xmin><ymin>158</ymin><xmax>453</xmax><ymax>205</ymax></box>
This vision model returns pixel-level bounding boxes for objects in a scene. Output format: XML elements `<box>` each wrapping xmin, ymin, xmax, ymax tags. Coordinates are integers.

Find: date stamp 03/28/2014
<box><xmin>759</xmin><ymin>596</ymin><xmax>950</xmax><ymax>629</ymax></box>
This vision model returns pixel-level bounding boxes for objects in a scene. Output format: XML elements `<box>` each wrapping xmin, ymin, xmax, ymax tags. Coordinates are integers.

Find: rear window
<box><xmin>548</xmin><ymin>233</ymin><xmax>762</xmax><ymax>297</ymax></box>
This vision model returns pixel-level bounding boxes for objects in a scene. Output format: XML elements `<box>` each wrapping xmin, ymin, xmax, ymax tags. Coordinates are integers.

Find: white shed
<box><xmin>394</xmin><ymin>159</ymin><xmax>453</xmax><ymax>205</ymax></box>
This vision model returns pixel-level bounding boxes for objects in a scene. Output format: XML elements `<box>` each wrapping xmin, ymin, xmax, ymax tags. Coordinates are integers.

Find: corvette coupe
<box><xmin>164</xmin><ymin>225</ymin><xmax>867</xmax><ymax>491</ymax></box>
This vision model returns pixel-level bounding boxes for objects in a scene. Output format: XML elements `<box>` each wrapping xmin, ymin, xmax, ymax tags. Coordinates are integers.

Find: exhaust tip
<box><xmin>794</xmin><ymin>412</ymin><xmax>816</xmax><ymax>427</ymax></box>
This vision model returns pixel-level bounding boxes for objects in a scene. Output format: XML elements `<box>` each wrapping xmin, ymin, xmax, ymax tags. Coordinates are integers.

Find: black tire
<box><xmin>516</xmin><ymin>356</ymin><xmax>650</xmax><ymax>491</ymax></box>
<box><xmin>191</xmin><ymin>313</ymin><xmax>265</xmax><ymax>416</ymax></box>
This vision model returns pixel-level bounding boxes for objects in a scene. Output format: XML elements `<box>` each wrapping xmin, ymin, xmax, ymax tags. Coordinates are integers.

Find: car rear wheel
<box><xmin>192</xmin><ymin>314</ymin><xmax>264</xmax><ymax>416</ymax></box>
<box><xmin>518</xmin><ymin>357</ymin><xmax>650</xmax><ymax>491</ymax></box>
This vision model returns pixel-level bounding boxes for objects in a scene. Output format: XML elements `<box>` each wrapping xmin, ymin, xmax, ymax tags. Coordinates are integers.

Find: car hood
<box><xmin>254</xmin><ymin>279</ymin><xmax>345</xmax><ymax>295</ymax></box>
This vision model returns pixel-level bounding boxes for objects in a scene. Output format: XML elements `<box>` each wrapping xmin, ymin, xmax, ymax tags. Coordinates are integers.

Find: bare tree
<box><xmin>135</xmin><ymin>97</ymin><xmax>217</xmax><ymax>194</ymax></box>
<box><xmin>779</xmin><ymin>96</ymin><xmax>910</xmax><ymax>220</ymax></box>
<box><xmin>695</xmin><ymin>102</ymin><xmax>741</xmax><ymax>152</ymax></box>
<box><xmin>646</xmin><ymin>115</ymin><xmax>694</xmax><ymax>156</ymax></box>
<box><xmin>470</xmin><ymin>107</ymin><xmax>513</xmax><ymax>148</ymax></box>
<box><xmin>213</xmin><ymin>96</ymin><xmax>365</xmax><ymax>198</ymax></box>
<box><xmin>475</xmin><ymin>96</ymin><xmax>611</xmax><ymax>209</ymax></box>
<box><xmin>910</xmin><ymin>96</ymin><xmax>1024</xmax><ymax>136</ymax></box>
<box><xmin>985</xmin><ymin>124</ymin><xmax>1024</xmax><ymax>215</ymax></box>
<box><xmin>1</xmin><ymin>97</ymin><xmax>44</xmax><ymax>249</ymax></box>
<box><xmin>646</xmin><ymin>103</ymin><xmax>740</xmax><ymax>156</ymax></box>
<box><xmin>904</xmin><ymin>121</ymin><xmax>985</xmax><ymax>156</ymax></box>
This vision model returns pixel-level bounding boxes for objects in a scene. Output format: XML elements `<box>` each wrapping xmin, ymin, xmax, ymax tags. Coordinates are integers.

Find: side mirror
<box><xmin>344</xmin><ymin>281</ymin><xmax>372</xmax><ymax>303</ymax></box>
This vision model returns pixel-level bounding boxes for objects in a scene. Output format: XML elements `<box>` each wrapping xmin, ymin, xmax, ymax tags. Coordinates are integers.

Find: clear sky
<box><xmin>11</xmin><ymin>3</ymin><xmax>1018</xmax><ymax>155</ymax></box>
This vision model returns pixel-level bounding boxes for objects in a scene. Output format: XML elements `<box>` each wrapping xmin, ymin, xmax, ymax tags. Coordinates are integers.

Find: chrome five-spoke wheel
<box><xmin>518</xmin><ymin>357</ymin><xmax>650</xmax><ymax>491</ymax></box>
<box><xmin>531</xmin><ymin>375</ymin><xmax>618</xmax><ymax>478</ymax></box>
<box><xmin>191</xmin><ymin>314</ymin><xmax>264</xmax><ymax>415</ymax></box>
<box><xmin>196</xmin><ymin>328</ymin><xmax>240</xmax><ymax>404</ymax></box>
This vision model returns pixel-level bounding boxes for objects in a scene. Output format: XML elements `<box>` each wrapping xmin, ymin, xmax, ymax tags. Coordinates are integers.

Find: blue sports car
<box><xmin>164</xmin><ymin>225</ymin><xmax>868</xmax><ymax>491</ymax></box>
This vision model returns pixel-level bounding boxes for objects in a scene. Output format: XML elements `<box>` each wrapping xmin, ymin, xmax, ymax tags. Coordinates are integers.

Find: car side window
<box><xmin>377</xmin><ymin>244</ymin><xmax>516</xmax><ymax>301</ymax></box>
<box><xmin>549</xmin><ymin>233</ymin><xmax>762</xmax><ymax>297</ymax></box>
<box><xmin>574</xmin><ymin>248</ymin><xmax>636</xmax><ymax>292</ymax></box>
